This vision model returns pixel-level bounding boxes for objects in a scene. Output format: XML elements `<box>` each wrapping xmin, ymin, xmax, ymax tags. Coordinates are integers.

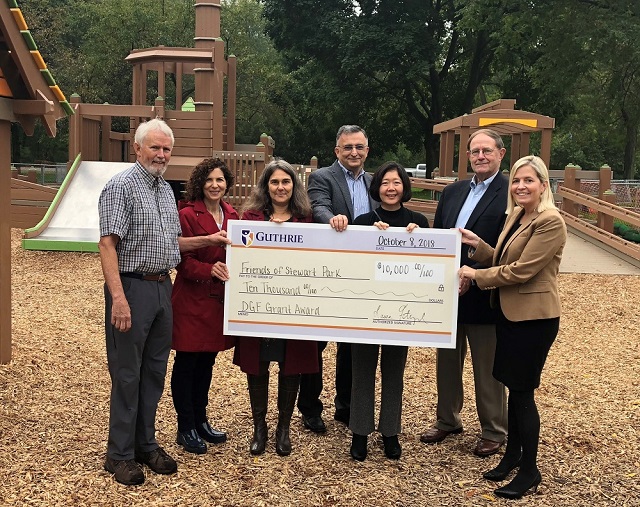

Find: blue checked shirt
<box><xmin>98</xmin><ymin>162</ymin><xmax>181</xmax><ymax>273</ymax></box>
<box><xmin>338</xmin><ymin>163</ymin><xmax>371</xmax><ymax>219</ymax></box>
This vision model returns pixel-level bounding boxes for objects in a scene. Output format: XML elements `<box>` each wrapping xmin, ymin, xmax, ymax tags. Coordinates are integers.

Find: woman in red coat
<box><xmin>233</xmin><ymin>159</ymin><xmax>319</xmax><ymax>457</ymax></box>
<box><xmin>171</xmin><ymin>158</ymin><xmax>238</xmax><ymax>454</ymax></box>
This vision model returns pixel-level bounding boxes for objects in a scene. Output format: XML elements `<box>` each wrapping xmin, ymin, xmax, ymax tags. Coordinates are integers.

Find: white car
<box><xmin>406</xmin><ymin>163</ymin><xmax>427</xmax><ymax>178</ymax></box>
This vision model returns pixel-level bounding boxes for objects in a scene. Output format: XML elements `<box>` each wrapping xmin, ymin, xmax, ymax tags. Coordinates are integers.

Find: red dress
<box><xmin>171</xmin><ymin>199</ymin><xmax>238</xmax><ymax>352</ymax></box>
<box><xmin>232</xmin><ymin>209</ymin><xmax>319</xmax><ymax>375</ymax></box>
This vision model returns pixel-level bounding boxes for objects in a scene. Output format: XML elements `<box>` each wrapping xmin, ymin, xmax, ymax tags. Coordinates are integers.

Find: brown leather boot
<box><xmin>247</xmin><ymin>372</ymin><xmax>269</xmax><ymax>455</ymax></box>
<box><xmin>275</xmin><ymin>373</ymin><xmax>300</xmax><ymax>456</ymax></box>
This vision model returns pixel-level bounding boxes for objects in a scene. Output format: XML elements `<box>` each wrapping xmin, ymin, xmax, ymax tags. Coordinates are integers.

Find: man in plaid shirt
<box><xmin>98</xmin><ymin>119</ymin><xmax>230</xmax><ymax>486</ymax></box>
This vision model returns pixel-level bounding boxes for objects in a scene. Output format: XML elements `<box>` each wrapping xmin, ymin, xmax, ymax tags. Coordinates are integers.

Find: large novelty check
<box><xmin>223</xmin><ymin>221</ymin><xmax>460</xmax><ymax>348</ymax></box>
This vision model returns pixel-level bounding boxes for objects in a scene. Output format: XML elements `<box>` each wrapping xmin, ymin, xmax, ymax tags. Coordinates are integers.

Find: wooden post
<box><xmin>101</xmin><ymin>111</ymin><xmax>111</xmax><ymax>162</ymax></box>
<box><xmin>520</xmin><ymin>133</ymin><xmax>531</xmax><ymax>156</ymax></box>
<box><xmin>563</xmin><ymin>164</ymin><xmax>578</xmax><ymax>217</ymax></box>
<box><xmin>0</xmin><ymin>120</ymin><xmax>12</xmax><ymax>363</ymax></box>
<box><xmin>158</xmin><ymin>61</ymin><xmax>166</xmax><ymax>103</ymax></box>
<box><xmin>598</xmin><ymin>164</ymin><xmax>612</xmax><ymax>200</ymax></box>
<box><xmin>540</xmin><ymin>128</ymin><xmax>552</xmax><ymax>169</ymax></box>
<box><xmin>458</xmin><ymin>127</ymin><xmax>470</xmax><ymax>181</ymax></box>
<box><xmin>68</xmin><ymin>94</ymin><xmax>81</xmax><ymax>164</ymax></box>
<box><xmin>598</xmin><ymin>190</ymin><xmax>616</xmax><ymax>233</ymax></box>
<box><xmin>211</xmin><ymin>39</ymin><xmax>225</xmax><ymax>150</ymax></box>
<box><xmin>226</xmin><ymin>55</ymin><xmax>237</xmax><ymax>150</ymax></box>
<box><xmin>154</xmin><ymin>96</ymin><xmax>165</xmax><ymax>120</ymax></box>
<box><xmin>511</xmin><ymin>134</ymin><xmax>521</xmax><ymax>168</ymax></box>
<box><xmin>175</xmin><ymin>62</ymin><xmax>183</xmax><ymax>110</ymax></box>
<box><xmin>438</xmin><ymin>131</ymin><xmax>449</xmax><ymax>176</ymax></box>
<box><xmin>443</xmin><ymin>131</ymin><xmax>455</xmax><ymax>177</ymax></box>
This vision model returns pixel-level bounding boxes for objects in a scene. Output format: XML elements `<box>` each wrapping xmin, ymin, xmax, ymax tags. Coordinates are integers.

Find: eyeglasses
<box><xmin>337</xmin><ymin>144</ymin><xmax>368</xmax><ymax>153</ymax></box>
<box><xmin>469</xmin><ymin>148</ymin><xmax>496</xmax><ymax>158</ymax></box>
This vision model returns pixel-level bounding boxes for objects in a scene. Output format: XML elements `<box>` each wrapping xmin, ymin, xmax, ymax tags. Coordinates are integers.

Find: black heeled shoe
<box><xmin>382</xmin><ymin>435</ymin><xmax>402</xmax><ymax>460</ymax></box>
<box><xmin>494</xmin><ymin>470</ymin><xmax>542</xmax><ymax>499</ymax></box>
<box><xmin>483</xmin><ymin>455</ymin><xmax>522</xmax><ymax>481</ymax></box>
<box><xmin>350</xmin><ymin>433</ymin><xmax>367</xmax><ymax>461</ymax></box>
<box><xmin>197</xmin><ymin>421</ymin><xmax>227</xmax><ymax>444</ymax></box>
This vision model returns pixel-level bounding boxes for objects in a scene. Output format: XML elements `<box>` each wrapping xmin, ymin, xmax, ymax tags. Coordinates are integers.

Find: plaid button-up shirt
<box><xmin>98</xmin><ymin>162</ymin><xmax>181</xmax><ymax>273</ymax></box>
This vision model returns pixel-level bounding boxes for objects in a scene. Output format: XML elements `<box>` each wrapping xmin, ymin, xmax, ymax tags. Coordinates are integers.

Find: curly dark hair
<box><xmin>241</xmin><ymin>159</ymin><xmax>311</xmax><ymax>218</ymax></box>
<box><xmin>183</xmin><ymin>158</ymin><xmax>234</xmax><ymax>202</ymax></box>
<box><xmin>369</xmin><ymin>161</ymin><xmax>413</xmax><ymax>203</ymax></box>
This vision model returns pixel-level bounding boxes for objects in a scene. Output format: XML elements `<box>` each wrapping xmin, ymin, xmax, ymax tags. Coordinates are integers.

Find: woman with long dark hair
<box><xmin>233</xmin><ymin>159</ymin><xmax>318</xmax><ymax>456</ymax></box>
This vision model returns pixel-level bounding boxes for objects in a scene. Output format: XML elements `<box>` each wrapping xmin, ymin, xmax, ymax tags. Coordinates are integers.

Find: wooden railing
<box><xmin>558</xmin><ymin>186</ymin><xmax>640</xmax><ymax>261</ymax></box>
<box><xmin>405</xmin><ymin>177</ymin><xmax>452</xmax><ymax>215</ymax></box>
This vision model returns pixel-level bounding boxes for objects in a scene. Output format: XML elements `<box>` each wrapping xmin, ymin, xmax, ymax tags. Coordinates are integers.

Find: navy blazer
<box><xmin>433</xmin><ymin>172</ymin><xmax>508</xmax><ymax>324</ymax></box>
<box><xmin>307</xmin><ymin>161</ymin><xmax>376</xmax><ymax>224</ymax></box>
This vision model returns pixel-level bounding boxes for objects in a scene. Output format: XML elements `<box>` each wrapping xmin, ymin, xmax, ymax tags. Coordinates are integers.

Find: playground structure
<box><xmin>432</xmin><ymin>98</ymin><xmax>555</xmax><ymax>180</ymax></box>
<box><xmin>21</xmin><ymin>0</ymin><xmax>318</xmax><ymax>251</ymax></box>
<box><xmin>4</xmin><ymin>0</ymin><xmax>640</xmax><ymax>367</ymax></box>
<box><xmin>1</xmin><ymin>0</ymin><xmax>71</xmax><ymax>363</ymax></box>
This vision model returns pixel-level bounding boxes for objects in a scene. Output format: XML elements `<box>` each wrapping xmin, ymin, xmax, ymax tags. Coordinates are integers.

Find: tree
<box><xmin>489</xmin><ymin>0</ymin><xmax>640</xmax><ymax>177</ymax></box>
<box><xmin>262</xmin><ymin>0</ymin><xmax>512</xmax><ymax>172</ymax></box>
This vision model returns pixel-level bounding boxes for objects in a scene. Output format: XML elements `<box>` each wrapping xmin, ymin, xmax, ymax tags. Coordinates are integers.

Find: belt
<box><xmin>121</xmin><ymin>271</ymin><xmax>170</xmax><ymax>282</ymax></box>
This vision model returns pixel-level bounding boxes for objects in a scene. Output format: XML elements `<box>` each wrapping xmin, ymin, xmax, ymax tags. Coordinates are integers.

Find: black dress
<box><xmin>492</xmin><ymin>218</ymin><xmax>559</xmax><ymax>391</ymax></box>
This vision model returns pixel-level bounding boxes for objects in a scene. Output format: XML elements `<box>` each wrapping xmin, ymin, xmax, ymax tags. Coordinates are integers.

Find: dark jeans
<box><xmin>297</xmin><ymin>341</ymin><xmax>351</xmax><ymax>417</ymax></box>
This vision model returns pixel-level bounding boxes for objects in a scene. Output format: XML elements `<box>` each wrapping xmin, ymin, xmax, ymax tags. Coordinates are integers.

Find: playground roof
<box><xmin>433</xmin><ymin>99</ymin><xmax>555</xmax><ymax>135</ymax></box>
<box><xmin>0</xmin><ymin>0</ymin><xmax>72</xmax><ymax>136</ymax></box>
<box><xmin>125</xmin><ymin>46</ymin><xmax>229</xmax><ymax>74</ymax></box>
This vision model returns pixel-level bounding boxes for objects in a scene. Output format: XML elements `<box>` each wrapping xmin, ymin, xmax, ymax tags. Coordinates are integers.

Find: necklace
<box><xmin>269</xmin><ymin>210</ymin><xmax>292</xmax><ymax>222</ymax></box>
<box><xmin>208</xmin><ymin>206</ymin><xmax>222</xmax><ymax>223</ymax></box>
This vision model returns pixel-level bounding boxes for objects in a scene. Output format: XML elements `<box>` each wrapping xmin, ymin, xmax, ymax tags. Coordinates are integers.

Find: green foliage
<box><xmin>614</xmin><ymin>222</ymin><xmax>640</xmax><ymax>243</ymax></box>
<box><xmin>10</xmin><ymin>0</ymin><xmax>640</xmax><ymax>176</ymax></box>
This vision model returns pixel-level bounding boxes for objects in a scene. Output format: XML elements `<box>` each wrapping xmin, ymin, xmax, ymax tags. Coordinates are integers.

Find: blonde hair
<box><xmin>507</xmin><ymin>155</ymin><xmax>556</xmax><ymax>213</ymax></box>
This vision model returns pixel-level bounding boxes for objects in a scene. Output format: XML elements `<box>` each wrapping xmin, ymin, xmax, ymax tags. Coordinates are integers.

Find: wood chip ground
<box><xmin>1</xmin><ymin>229</ymin><xmax>638</xmax><ymax>506</ymax></box>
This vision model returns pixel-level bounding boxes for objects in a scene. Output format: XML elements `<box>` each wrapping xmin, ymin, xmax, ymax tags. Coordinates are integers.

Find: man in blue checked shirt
<box><xmin>98</xmin><ymin>119</ymin><xmax>230</xmax><ymax>486</ymax></box>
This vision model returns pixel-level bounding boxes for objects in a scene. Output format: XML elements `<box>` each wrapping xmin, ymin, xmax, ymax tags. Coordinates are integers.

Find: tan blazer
<box><xmin>470</xmin><ymin>207</ymin><xmax>566</xmax><ymax>322</ymax></box>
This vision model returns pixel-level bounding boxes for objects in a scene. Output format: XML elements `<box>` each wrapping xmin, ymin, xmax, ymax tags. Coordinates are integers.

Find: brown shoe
<box><xmin>420</xmin><ymin>426</ymin><xmax>463</xmax><ymax>444</ymax></box>
<box><xmin>104</xmin><ymin>457</ymin><xmax>144</xmax><ymax>486</ymax></box>
<box><xmin>474</xmin><ymin>438</ymin><xmax>503</xmax><ymax>457</ymax></box>
<box><xmin>135</xmin><ymin>446</ymin><xmax>177</xmax><ymax>475</ymax></box>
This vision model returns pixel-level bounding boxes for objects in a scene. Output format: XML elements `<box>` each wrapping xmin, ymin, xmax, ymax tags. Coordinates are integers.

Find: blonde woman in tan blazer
<box><xmin>458</xmin><ymin>155</ymin><xmax>566</xmax><ymax>500</ymax></box>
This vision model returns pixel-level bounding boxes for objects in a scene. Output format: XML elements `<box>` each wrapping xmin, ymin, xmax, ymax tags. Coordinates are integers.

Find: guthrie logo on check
<box><xmin>241</xmin><ymin>230</ymin><xmax>254</xmax><ymax>247</ymax></box>
<box><xmin>241</xmin><ymin>229</ymin><xmax>304</xmax><ymax>247</ymax></box>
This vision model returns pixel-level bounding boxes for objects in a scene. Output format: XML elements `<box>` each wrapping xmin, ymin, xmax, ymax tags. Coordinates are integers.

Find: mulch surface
<box><xmin>1</xmin><ymin>229</ymin><xmax>639</xmax><ymax>506</ymax></box>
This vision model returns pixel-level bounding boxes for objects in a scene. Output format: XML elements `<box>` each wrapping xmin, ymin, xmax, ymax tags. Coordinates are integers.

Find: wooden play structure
<box><xmin>1</xmin><ymin>0</ymin><xmax>70</xmax><ymax>363</ymax></box>
<box><xmin>433</xmin><ymin>99</ymin><xmax>555</xmax><ymax>180</ymax></box>
<box><xmin>64</xmin><ymin>0</ymin><xmax>272</xmax><ymax>202</ymax></box>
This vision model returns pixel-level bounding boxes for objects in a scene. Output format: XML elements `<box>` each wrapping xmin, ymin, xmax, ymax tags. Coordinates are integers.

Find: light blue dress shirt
<box><xmin>454</xmin><ymin>171</ymin><xmax>499</xmax><ymax>229</ymax></box>
<box><xmin>338</xmin><ymin>162</ymin><xmax>371</xmax><ymax>219</ymax></box>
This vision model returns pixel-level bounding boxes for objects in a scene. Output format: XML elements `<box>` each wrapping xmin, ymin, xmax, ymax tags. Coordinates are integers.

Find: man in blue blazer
<box><xmin>298</xmin><ymin>125</ymin><xmax>376</xmax><ymax>433</ymax></box>
<box><xmin>420</xmin><ymin>129</ymin><xmax>508</xmax><ymax>457</ymax></box>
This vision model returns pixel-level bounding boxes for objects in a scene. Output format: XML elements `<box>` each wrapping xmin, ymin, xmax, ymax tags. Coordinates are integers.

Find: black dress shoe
<box><xmin>176</xmin><ymin>429</ymin><xmax>207</xmax><ymax>454</ymax></box>
<box><xmin>494</xmin><ymin>470</ymin><xmax>542</xmax><ymax>499</ymax></box>
<box><xmin>350</xmin><ymin>433</ymin><xmax>367</xmax><ymax>461</ymax></box>
<box><xmin>382</xmin><ymin>435</ymin><xmax>402</xmax><ymax>460</ymax></box>
<box><xmin>196</xmin><ymin>421</ymin><xmax>227</xmax><ymax>444</ymax></box>
<box><xmin>334</xmin><ymin>409</ymin><xmax>350</xmax><ymax>425</ymax></box>
<box><xmin>302</xmin><ymin>415</ymin><xmax>327</xmax><ymax>433</ymax></box>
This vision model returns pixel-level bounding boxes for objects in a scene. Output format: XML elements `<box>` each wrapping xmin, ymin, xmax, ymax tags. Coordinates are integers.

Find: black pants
<box><xmin>171</xmin><ymin>351</ymin><xmax>218</xmax><ymax>432</ymax></box>
<box><xmin>297</xmin><ymin>341</ymin><xmax>351</xmax><ymax>417</ymax></box>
